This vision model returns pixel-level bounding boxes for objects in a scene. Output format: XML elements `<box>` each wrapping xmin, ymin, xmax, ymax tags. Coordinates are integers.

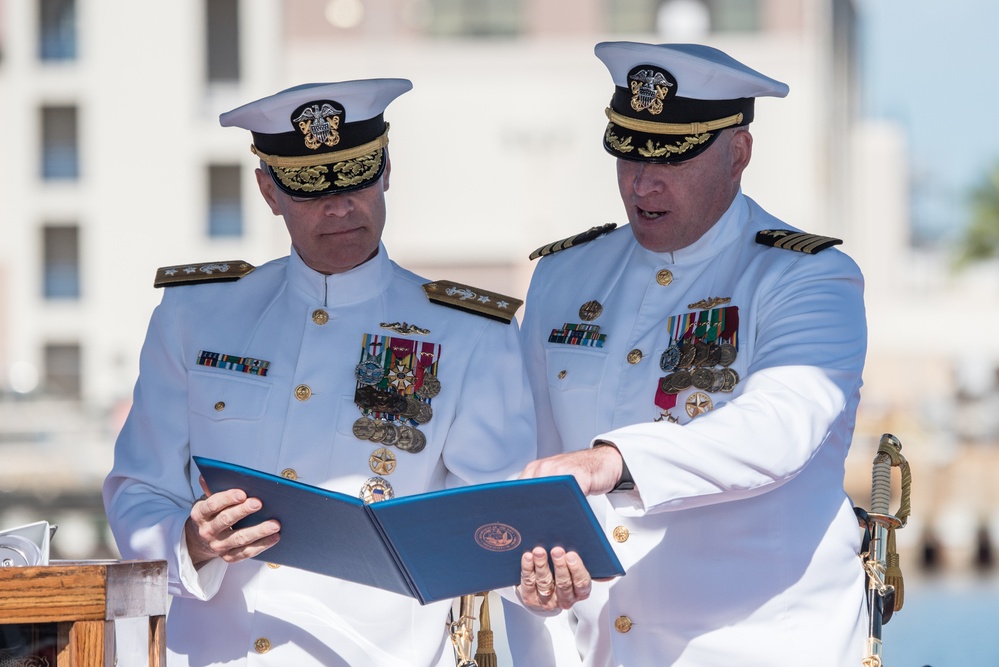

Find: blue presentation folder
<box><xmin>193</xmin><ymin>456</ymin><xmax>625</xmax><ymax>605</ymax></box>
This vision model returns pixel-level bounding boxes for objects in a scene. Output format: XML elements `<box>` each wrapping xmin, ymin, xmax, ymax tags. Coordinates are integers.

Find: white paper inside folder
<box><xmin>0</xmin><ymin>521</ymin><xmax>56</xmax><ymax>567</ymax></box>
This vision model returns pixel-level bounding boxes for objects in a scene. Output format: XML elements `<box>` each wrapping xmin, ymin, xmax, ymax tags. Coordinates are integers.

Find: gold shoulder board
<box><xmin>529</xmin><ymin>223</ymin><xmax>617</xmax><ymax>261</ymax></box>
<box><xmin>755</xmin><ymin>229</ymin><xmax>842</xmax><ymax>254</ymax></box>
<box><xmin>422</xmin><ymin>280</ymin><xmax>524</xmax><ymax>324</ymax></box>
<box><xmin>154</xmin><ymin>260</ymin><xmax>256</xmax><ymax>288</ymax></box>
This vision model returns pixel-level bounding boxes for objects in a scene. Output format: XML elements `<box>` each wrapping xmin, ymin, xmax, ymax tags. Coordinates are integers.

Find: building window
<box><xmin>44</xmin><ymin>343</ymin><xmax>82</xmax><ymax>398</ymax></box>
<box><xmin>43</xmin><ymin>225</ymin><xmax>81</xmax><ymax>299</ymax></box>
<box><xmin>206</xmin><ymin>0</ymin><xmax>240</xmax><ymax>83</ymax></box>
<box><xmin>39</xmin><ymin>0</ymin><xmax>77</xmax><ymax>61</ymax></box>
<box><xmin>208</xmin><ymin>164</ymin><xmax>243</xmax><ymax>237</ymax></box>
<box><xmin>41</xmin><ymin>105</ymin><xmax>80</xmax><ymax>180</ymax></box>
<box><xmin>426</xmin><ymin>0</ymin><xmax>521</xmax><ymax>37</ymax></box>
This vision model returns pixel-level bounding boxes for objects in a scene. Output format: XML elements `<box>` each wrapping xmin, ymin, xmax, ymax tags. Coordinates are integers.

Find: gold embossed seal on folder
<box><xmin>474</xmin><ymin>522</ymin><xmax>522</xmax><ymax>552</ymax></box>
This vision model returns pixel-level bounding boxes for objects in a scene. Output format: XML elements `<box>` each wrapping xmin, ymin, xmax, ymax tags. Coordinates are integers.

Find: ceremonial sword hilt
<box><xmin>861</xmin><ymin>433</ymin><xmax>912</xmax><ymax>667</ymax></box>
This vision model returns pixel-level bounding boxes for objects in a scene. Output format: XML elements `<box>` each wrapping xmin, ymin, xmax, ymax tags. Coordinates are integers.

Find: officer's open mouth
<box><xmin>637</xmin><ymin>207</ymin><xmax>666</xmax><ymax>220</ymax></box>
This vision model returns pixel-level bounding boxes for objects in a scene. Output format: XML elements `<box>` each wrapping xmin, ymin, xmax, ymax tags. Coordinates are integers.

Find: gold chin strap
<box><xmin>251</xmin><ymin>127</ymin><xmax>390</xmax><ymax>167</ymax></box>
<box><xmin>605</xmin><ymin>108</ymin><xmax>744</xmax><ymax>136</ymax></box>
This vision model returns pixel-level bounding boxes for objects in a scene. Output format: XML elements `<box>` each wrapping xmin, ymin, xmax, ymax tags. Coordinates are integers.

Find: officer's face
<box><xmin>256</xmin><ymin>157</ymin><xmax>390</xmax><ymax>275</ymax></box>
<box><xmin>616</xmin><ymin>128</ymin><xmax>752</xmax><ymax>253</ymax></box>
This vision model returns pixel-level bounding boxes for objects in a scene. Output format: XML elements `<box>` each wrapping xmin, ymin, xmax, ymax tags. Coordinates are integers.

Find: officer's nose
<box><xmin>321</xmin><ymin>192</ymin><xmax>354</xmax><ymax>217</ymax></box>
<box><xmin>632</xmin><ymin>163</ymin><xmax>665</xmax><ymax>197</ymax></box>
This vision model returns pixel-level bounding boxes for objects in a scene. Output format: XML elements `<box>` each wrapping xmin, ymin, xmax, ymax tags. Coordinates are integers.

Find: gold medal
<box><xmin>408</xmin><ymin>428</ymin><xmax>427</xmax><ymax>453</ymax></box>
<box><xmin>413</xmin><ymin>401</ymin><xmax>433</xmax><ymax>425</ymax></box>
<box><xmin>352</xmin><ymin>417</ymin><xmax>376</xmax><ymax>440</ymax></box>
<box><xmin>685</xmin><ymin>392</ymin><xmax>713</xmax><ymax>418</ymax></box>
<box><xmin>691</xmin><ymin>367</ymin><xmax>714</xmax><ymax>390</ymax></box>
<box><xmin>369</xmin><ymin>448</ymin><xmax>397</xmax><ymax>475</ymax></box>
<box><xmin>402</xmin><ymin>395</ymin><xmax>422</xmax><ymax>419</ymax></box>
<box><xmin>369</xmin><ymin>420</ymin><xmax>387</xmax><ymax>443</ymax></box>
<box><xmin>395</xmin><ymin>424</ymin><xmax>416</xmax><ymax>451</ymax></box>
<box><xmin>416</xmin><ymin>373</ymin><xmax>441</xmax><ymax>399</ymax></box>
<box><xmin>717</xmin><ymin>343</ymin><xmax>737</xmax><ymax>367</ymax></box>
<box><xmin>380</xmin><ymin>422</ymin><xmax>400</xmax><ymax>446</ymax></box>
<box><xmin>720</xmin><ymin>368</ymin><xmax>740</xmax><ymax>392</ymax></box>
<box><xmin>679</xmin><ymin>342</ymin><xmax>697</xmax><ymax>369</ymax></box>
<box><xmin>708</xmin><ymin>368</ymin><xmax>726</xmax><ymax>393</ymax></box>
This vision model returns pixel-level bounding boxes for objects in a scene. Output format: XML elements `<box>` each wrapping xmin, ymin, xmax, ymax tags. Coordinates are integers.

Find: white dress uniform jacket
<box><xmin>520</xmin><ymin>192</ymin><xmax>868</xmax><ymax>666</ymax></box>
<box><xmin>104</xmin><ymin>245</ymin><xmax>537</xmax><ymax>667</ymax></box>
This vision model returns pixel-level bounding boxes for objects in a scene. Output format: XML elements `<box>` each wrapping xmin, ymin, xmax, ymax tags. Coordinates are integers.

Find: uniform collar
<box><xmin>286</xmin><ymin>242</ymin><xmax>394</xmax><ymax>306</ymax></box>
<box><xmin>640</xmin><ymin>190</ymin><xmax>747</xmax><ymax>265</ymax></box>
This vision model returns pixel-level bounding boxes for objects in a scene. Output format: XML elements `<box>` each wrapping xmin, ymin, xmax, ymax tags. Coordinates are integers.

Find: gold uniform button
<box><xmin>612</xmin><ymin>526</ymin><xmax>630</xmax><ymax>542</ymax></box>
<box><xmin>557</xmin><ymin>370</ymin><xmax>567</xmax><ymax>379</ymax></box>
<box><xmin>280</xmin><ymin>468</ymin><xmax>298</xmax><ymax>480</ymax></box>
<box><xmin>614</xmin><ymin>616</ymin><xmax>634</xmax><ymax>633</ymax></box>
<box><xmin>312</xmin><ymin>309</ymin><xmax>329</xmax><ymax>325</ymax></box>
<box><xmin>254</xmin><ymin>637</ymin><xmax>271</xmax><ymax>654</ymax></box>
<box><xmin>656</xmin><ymin>269</ymin><xmax>673</xmax><ymax>286</ymax></box>
<box><xmin>266</xmin><ymin>562</ymin><xmax>281</xmax><ymax>569</ymax></box>
<box><xmin>626</xmin><ymin>349</ymin><xmax>643</xmax><ymax>364</ymax></box>
<box><xmin>214</xmin><ymin>401</ymin><xmax>225</xmax><ymax>412</ymax></box>
<box><xmin>295</xmin><ymin>384</ymin><xmax>312</xmax><ymax>401</ymax></box>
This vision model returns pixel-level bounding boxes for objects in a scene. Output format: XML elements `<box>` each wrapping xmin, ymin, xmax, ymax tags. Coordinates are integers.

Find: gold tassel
<box><xmin>473</xmin><ymin>593</ymin><xmax>498</xmax><ymax>667</ymax></box>
<box><xmin>885</xmin><ymin>527</ymin><xmax>904</xmax><ymax>611</ymax></box>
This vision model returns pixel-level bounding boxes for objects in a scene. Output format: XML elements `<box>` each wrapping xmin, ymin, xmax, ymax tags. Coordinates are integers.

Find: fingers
<box><xmin>517</xmin><ymin>546</ymin><xmax>592</xmax><ymax>612</ymax></box>
<box><xmin>198</xmin><ymin>474</ymin><xmax>211</xmax><ymax>497</ymax></box>
<box><xmin>552</xmin><ymin>548</ymin><xmax>592</xmax><ymax>609</ymax></box>
<box><xmin>187</xmin><ymin>488</ymin><xmax>281</xmax><ymax>565</ymax></box>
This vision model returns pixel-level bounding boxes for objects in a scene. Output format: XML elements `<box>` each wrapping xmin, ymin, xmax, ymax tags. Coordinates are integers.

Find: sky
<box><xmin>856</xmin><ymin>0</ymin><xmax>999</xmax><ymax>242</ymax></box>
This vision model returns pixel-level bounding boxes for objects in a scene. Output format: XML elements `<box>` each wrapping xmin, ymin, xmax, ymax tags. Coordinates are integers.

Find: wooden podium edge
<box><xmin>0</xmin><ymin>559</ymin><xmax>167</xmax><ymax>624</ymax></box>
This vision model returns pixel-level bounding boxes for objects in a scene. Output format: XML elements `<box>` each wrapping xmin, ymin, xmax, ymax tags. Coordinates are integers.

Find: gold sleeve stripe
<box><xmin>605</xmin><ymin>108</ymin><xmax>744</xmax><ymax>136</ymax></box>
<box><xmin>755</xmin><ymin>230</ymin><xmax>842</xmax><ymax>254</ymax></box>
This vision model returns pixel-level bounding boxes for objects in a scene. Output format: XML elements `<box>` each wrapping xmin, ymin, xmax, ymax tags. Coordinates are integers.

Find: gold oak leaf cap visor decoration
<box><xmin>219</xmin><ymin>78</ymin><xmax>412</xmax><ymax>197</ymax></box>
<box><xmin>594</xmin><ymin>41</ymin><xmax>789</xmax><ymax>164</ymax></box>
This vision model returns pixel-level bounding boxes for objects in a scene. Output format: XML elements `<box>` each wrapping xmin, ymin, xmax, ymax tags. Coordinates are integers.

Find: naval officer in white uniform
<box><xmin>103</xmin><ymin>79</ymin><xmax>539</xmax><ymax>667</ymax></box>
<box><xmin>516</xmin><ymin>42</ymin><xmax>869</xmax><ymax>666</ymax></box>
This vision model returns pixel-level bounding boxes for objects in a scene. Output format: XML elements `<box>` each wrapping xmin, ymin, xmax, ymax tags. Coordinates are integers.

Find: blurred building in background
<box><xmin>0</xmin><ymin>0</ymin><xmax>995</xmax><ymax>577</ymax></box>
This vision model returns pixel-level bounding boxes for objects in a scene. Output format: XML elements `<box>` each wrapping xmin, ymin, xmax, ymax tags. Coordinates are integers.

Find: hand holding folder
<box><xmin>194</xmin><ymin>456</ymin><xmax>625</xmax><ymax>604</ymax></box>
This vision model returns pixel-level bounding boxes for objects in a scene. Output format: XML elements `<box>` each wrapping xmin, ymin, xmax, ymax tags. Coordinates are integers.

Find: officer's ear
<box><xmin>730</xmin><ymin>128</ymin><xmax>753</xmax><ymax>181</ymax></box>
<box><xmin>255</xmin><ymin>167</ymin><xmax>282</xmax><ymax>216</ymax></box>
<box><xmin>382</xmin><ymin>150</ymin><xmax>391</xmax><ymax>193</ymax></box>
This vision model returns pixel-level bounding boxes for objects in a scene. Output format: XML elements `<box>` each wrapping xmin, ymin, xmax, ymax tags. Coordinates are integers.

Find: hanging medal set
<box><xmin>655</xmin><ymin>305</ymin><xmax>740</xmax><ymax>421</ymax></box>
<box><xmin>352</xmin><ymin>333</ymin><xmax>440</xmax><ymax>454</ymax></box>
